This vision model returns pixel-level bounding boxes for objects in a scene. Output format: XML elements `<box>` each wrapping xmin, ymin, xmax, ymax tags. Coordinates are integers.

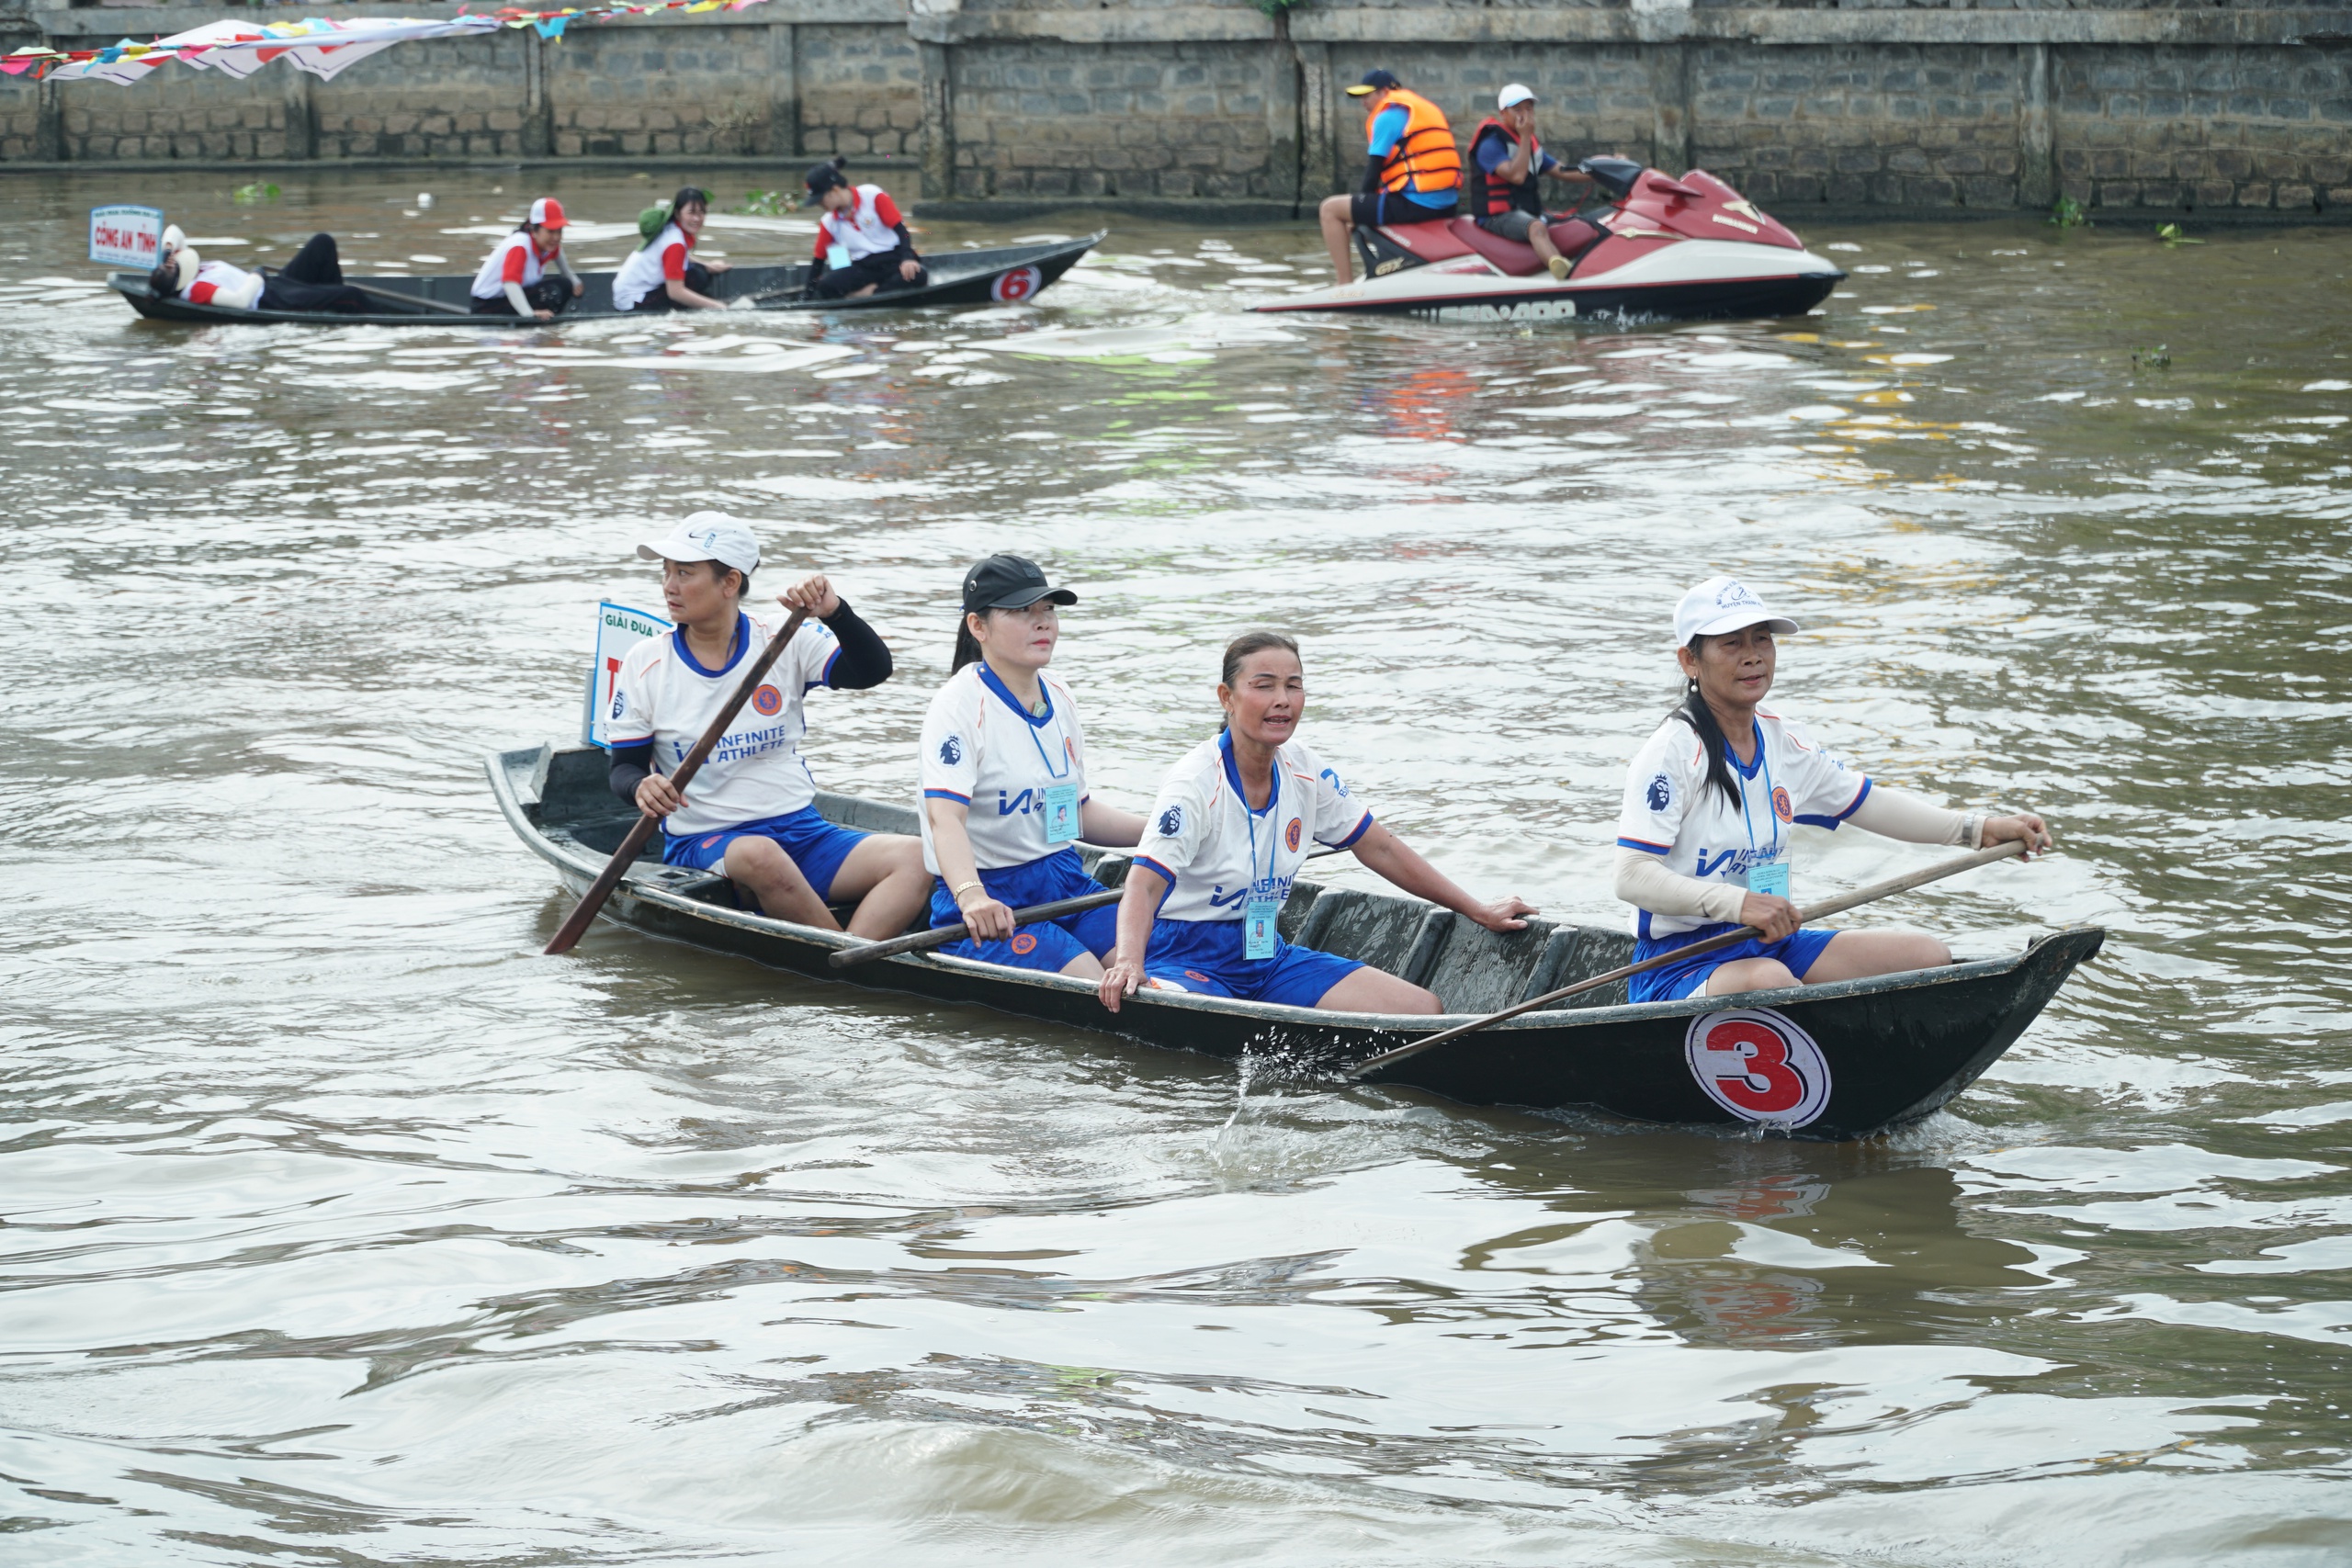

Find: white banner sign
<box><xmin>90</xmin><ymin>205</ymin><xmax>164</xmax><ymax>269</ymax></box>
<box><xmin>589</xmin><ymin>600</ymin><xmax>672</xmax><ymax>748</ymax></box>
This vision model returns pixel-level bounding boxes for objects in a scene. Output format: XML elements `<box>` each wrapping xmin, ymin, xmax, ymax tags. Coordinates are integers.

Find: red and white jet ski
<box><xmin>1255</xmin><ymin>158</ymin><xmax>1844</xmax><ymax>323</ymax></box>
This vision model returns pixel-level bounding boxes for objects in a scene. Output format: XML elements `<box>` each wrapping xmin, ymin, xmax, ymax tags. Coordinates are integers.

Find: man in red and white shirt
<box><xmin>802</xmin><ymin>160</ymin><xmax>928</xmax><ymax>299</ymax></box>
<box><xmin>469</xmin><ymin>197</ymin><xmax>583</xmax><ymax>319</ymax></box>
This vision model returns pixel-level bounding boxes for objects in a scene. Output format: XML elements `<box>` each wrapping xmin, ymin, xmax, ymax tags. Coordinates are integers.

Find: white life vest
<box><xmin>817</xmin><ymin>186</ymin><xmax>901</xmax><ymax>265</ymax></box>
<box><xmin>469</xmin><ymin>230</ymin><xmax>552</xmax><ymax>300</ymax></box>
<box><xmin>611</xmin><ymin>221</ymin><xmax>692</xmax><ymax>311</ymax></box>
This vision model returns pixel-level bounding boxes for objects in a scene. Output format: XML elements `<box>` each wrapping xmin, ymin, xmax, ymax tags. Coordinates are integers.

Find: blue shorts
<box><xmin>1630</xmin><ymin>921</ymin><xmax>1839</xmax><ymax>1004</ymax></box>
<box><xmin>662</xmin><ymin>804</ymin><xmax>869</xmax><ymax>903</ymax></box>
<box><xmin>930</xmin><ymin>848</ymin><xmax>1117</xmax><ymax>975</ymax></box>
<box><xmin>1141</xmin><ymin>918</ymin><xmax>1364</xmax><ymax>1010</ymax></box>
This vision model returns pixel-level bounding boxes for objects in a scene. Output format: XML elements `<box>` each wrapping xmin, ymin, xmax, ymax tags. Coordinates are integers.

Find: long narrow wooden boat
<box><xmin>491</xmin><ymin>741</ymin><xmax>2102</xmax><ymax>1141</ymax></box>
<box><xmin>107</xmin><ymin>233</ymin><xmax>1102</xmax><ymax>326</ymax></box>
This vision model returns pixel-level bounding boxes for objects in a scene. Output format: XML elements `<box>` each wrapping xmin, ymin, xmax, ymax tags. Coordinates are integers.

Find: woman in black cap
<box><xmin>804</xmin><ymin>159</ymin><xmax>928</xmax><ymax>300</ymax></box>
<box><xmin>915</xmin><ymin>555</ymin><xmax>1142</xmax><ymax>976</ymax></box>
<box><xmin>612</xmin><ymin>186</ymin><xmax>730</xmax><ymax>312</ymax></box>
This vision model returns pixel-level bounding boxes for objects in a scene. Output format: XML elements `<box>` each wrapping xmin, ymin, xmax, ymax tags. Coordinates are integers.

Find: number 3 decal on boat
<box><xmin>990</xmin><ymin>265</ymin><xmax>1043</xmax><ymax>303</ymax></box>
<box><xmin>1683</xmin><ymin>1009</ymin><xmax>1831</xmax><ymax>1128</ymax></box>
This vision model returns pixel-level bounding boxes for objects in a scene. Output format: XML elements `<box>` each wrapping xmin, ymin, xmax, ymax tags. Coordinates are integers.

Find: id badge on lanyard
<box><xmin>1041</xmin><ymin>783</ymin><xmax>1079</xmax><ymax>845</ymax></box>
<box><xmin>1244</xmin><ymin>895</ymin><xmax>1280</xmax><ymax>960</ymax></box>
<box><xmin>1747</xmin><ymin>859</ymin><xmax>1790</xmax><ymax>900</ymax></box>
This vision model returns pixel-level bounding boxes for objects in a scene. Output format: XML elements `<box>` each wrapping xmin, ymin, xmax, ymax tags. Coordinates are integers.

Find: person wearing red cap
<box><xmin>469</xmin><ymin>197</ymin><xmax>583</xmax><ymax>320</ymax></box>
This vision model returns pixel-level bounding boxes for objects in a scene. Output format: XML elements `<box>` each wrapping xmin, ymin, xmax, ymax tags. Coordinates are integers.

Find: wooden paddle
<box><xmin>261</xmin><ymin>265</ymin><xmax>473</xmax><ymax>318</ymax></box>
<box><xmin>830</xmin><ymin>847</ymin><xmax>1346</xmax><ymax>970</ymax></box>
<box><xmin>543</xmin><ymin>608</ymin><xmax>809</xmax><ymax>956</ymax></box>
<box><xmin>1342</xmin><ymin>837</ymin><xmax>2032</xmax><ymax>1079</ymax></box>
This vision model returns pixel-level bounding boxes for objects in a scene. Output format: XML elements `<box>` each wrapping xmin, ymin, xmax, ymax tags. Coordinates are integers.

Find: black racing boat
<box><xmin>491</xmin><ymin>741</ymin><xmax>2101</xmax><ymax>1141</ymax></box>
<box><xmin>107</xmin><ymin>232</ymin><xmax>1102</xmax><ymax>326</ymax></box>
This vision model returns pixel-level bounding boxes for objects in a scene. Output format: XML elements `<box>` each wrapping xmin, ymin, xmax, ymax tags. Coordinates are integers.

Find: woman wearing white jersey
<box><xmin>612</xmin><ymin>186</ymin><xmax>730</xmax><ymax>313</ymax></box>
<box><xmin>605</xmin><ymin>513</ymin><xmax>930</xmax><ymax>939</ymax></box>
<box><xmin>1100</xmin><ymin>632</ymin><xmax>1536</xmax><ymax>1016</ymax></box>
<box><xmin>1615</xmin><ymin>576</ymin><xmax>2052</xmax><ymax>1002</ymax></box>
<box><xmin>469</xmin><ymin>197</ymin><xmax>583</xmax><ymax>319</ymax></box>
<box><xmin>919</xmin><ymin>555</ymin><xmax>1143</xmax><ymax>976</ymax></box>
<box><xmin>803</xmin><ymin>160</ymin><xmax>927</xmax><ymax>300</ymax></box>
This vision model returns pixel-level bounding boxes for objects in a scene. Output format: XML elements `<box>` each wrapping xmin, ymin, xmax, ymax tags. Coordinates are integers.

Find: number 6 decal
<box><xmin>990</xmin><ymin>265</ymin><xmax>1043</xmax><ymax>303</ymax></box>
<box><xmin>1684</xmin><ymin>1009</ymin><xmax>1831</xmax><ymax>1128</ymax></box>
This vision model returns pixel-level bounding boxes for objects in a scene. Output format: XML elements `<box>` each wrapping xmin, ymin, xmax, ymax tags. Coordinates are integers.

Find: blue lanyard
<box><xmin>984</xmin><ymin>661</ymin><xmax>1071</xmax><ymax>782</ymax></box>
<box><xmin>1239</xmin><ymin>770</ymin><xmax>1280</xmax><ymax>895</ymax></box>
<box><xmin>1734</xmin><ymin>725</ymin><xmax>1781</xmax><ymax>859</ymax></box>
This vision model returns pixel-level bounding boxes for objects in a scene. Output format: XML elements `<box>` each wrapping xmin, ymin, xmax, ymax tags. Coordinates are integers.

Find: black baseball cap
<box><xmin>961</xmin><ymin>554</ymin><xmax>1076</xmax><ymax>616</ymax></box>
<box><xmin>803</xmin><ymin>160</ymin><xmax>849</xmax><ymax>205</ymax></box>
<box><xmin>1345</xmin><ymin>69</ymin><xmax>1401</xmax><ymax>96</ymax></box>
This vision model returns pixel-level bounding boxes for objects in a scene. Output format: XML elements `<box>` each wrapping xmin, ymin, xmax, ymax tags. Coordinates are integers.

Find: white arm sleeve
<box><xmin>1848</xmin><ymin>786</ymin><xmax>1982</xmax><ymax>848</ymax></box>
<box><xmin>1615</xmin><ymin>847</ymin><xmax>1749</xmax><ymax>924</ymax></box>
<box><xmin>504</xmin><ymin>280</ymin><xmax>533</xmax><ymax>315</ymax></box>
<box><xmin>557</xmin><ymin>247</ymin><xmax>579</xmax><ymax>282</ymax></box>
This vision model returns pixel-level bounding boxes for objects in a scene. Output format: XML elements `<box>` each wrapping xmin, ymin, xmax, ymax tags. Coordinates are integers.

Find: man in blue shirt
<box><xmin>1465</xmin><ymin>84</ymin><xmax>1598</xmax><ymax>281</ymax></box>
<box><xmin>1315</xmin><ymin>69</ymin><xmax>1464</xmax><ymax>285</ymax></box>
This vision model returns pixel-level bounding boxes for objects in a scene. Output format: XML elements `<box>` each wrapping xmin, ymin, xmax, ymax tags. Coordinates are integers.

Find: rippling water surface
<box><xmin>5</xmin><ymin>170</ymin><xmax>2349</xmax><ymax>1565</ymax></box>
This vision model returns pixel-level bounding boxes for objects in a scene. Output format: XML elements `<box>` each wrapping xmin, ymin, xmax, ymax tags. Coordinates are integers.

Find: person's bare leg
<box><xmin>1527</xmin><ymin>221</ymin><xmax>1568</xmax><ymax>280</ymax></box>
<box><xmin>1058</xmin><ymin>952</ymin><xmax>1106</xmax><ymax>981</ymax></box>
<box><xmin>826</xmin><ymin>834</ymin><xmax>933</xmax><ymax>941</ymax></box>
<box><xmin>1315</xmin><ymin>965</ymin><xmax>1442</xmax><ymax>1015</ymax></box>
<box><xmin>724</xmin><ymin>837</ymin><xmax>837</xmax><ymax>930</ymax></box>
<box><xmin>1318</xmin><ymin>194</ymin><xmax>1358</xmax><ymax>285</ymax></box>
<box><xmin>1797</xmin><ymin>931</ymin><xmax>1951</xmax><ymax>984</ymax></box>
<box><xmin>1699</xmin><ymin>957</ymin><xmax>1800</xmax><ymax>996</ymax></box>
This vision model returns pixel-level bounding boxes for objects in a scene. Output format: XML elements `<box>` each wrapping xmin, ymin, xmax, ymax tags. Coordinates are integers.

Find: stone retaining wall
<box><xmin>5</xmin><ymin>0</ymin><xmax>2350</xmax><ymax>220</ymax></box>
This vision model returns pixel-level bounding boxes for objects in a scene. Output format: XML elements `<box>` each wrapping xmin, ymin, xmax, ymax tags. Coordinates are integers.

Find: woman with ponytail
<box><xmin>916</xmin><ymin>555</ymin><xmax>1144</xmax><ymax>976</ymax></box>
<box><xmin>1613</xmin><ymin>576</ymin><xmax>2052</xmax><ymax>1002</ymax></box>
<box><xmin>611</xmin><ymin>186</ymin><xmax>730</xmax><ymax>312</ymax></box>
<box><xmin>1098</xmin><ymin>631</ymin><xmax>1535</xmax><ymax>1016</ymax></box>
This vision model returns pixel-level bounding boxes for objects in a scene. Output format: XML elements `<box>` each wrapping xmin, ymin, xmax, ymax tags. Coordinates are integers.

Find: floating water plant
<box><xmin>231</xmin><ymin>181</ymin><xmax>280</xmax><ymax>205</ymax></box>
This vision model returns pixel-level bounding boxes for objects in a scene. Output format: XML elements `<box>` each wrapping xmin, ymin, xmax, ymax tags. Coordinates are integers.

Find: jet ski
<box><xmin>1254</xmin><ymin>158</ymin><xmax>1844</xmax><ymax>323</ymax></box>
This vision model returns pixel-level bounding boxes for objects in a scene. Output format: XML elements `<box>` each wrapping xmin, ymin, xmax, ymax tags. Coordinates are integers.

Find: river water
<box><xmin>4</xmin><ymin>168</ymin><xmax>2348</xmax><ymax>1565</ymax></box>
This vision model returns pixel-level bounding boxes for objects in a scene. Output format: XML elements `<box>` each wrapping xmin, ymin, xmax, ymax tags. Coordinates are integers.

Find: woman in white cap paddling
<box><xmin>469</xmin><ymin>197</ymin><xmax>584</xmax><ymax>319</ymax></box>
<box><xmin>917</xmin><ymin>555</ymin><xmax>1141</xmax><ymax>977</ymax></box>
<box><xmin>1614</xmin><ymin>577</ymin><xmax>2052</xmax><ymax>1002</ymax></box>
<box><xmin>605</xmin><ymin>513</ymin><xmax>930</xmax><ymax>938</ymax></box>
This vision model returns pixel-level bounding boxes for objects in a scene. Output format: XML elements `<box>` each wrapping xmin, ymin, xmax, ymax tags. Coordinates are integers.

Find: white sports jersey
<box><xmin>816</xmin><ymin>186</ymin><xmax>902</xmax><ymax>264</ymax></box>
<box><xmin>181</xmin><ymin>256</ymin><xmax>263</xmax><ymax>310</ymax></box>
<box><xmin>1133</xmin><ymin>732</ymin><xmax>1373</xmax><ymax>923</ymax></box>
<box><xmin>606</xmin><ymin>609</ymin><xmax>842</xmax><ymax>838</ymax></box>
<box><xmin>917</xmin><ymin>661</ymin><xmax>1091</xmax><ymax>874</ymax></box>
<box><xmin>611</xmin><ymin>220</ymin><xmax>692</xmax><ymax>311</ymax></box>
<box><xmin>1615</xmin><ymin>706</ymin><xmax>1871</xmax><ymax>939</ymax></box>
<box><xmin>469</xmin><ymin>230</ymin><xmax>554</xmax><ymax>299</ymax></box>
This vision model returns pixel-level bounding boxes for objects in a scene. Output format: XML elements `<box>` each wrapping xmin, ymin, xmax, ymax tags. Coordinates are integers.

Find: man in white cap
<box><xmin>469</xmin><ymin>197</ymin><xmax>583</xmax><ymax>319</ymax></box>
<box><xmin>1464</xmin><ymin>84</ymin><xmax>1597</xmax><ymax>281</ymax></box>
<box><xmin>604</xmin><ymin>512</ymin><xmax>932</xmax><ymax>939</ymax></box>
<box><xmin>1611</xmin><ymin>575</ymin><xmax>2052</xmax><ymax>1003</ymax></box>
<box><xmin>147</xmin><ymin>224</ymin><xmax>372</xmax><ymax>315</ymax></box>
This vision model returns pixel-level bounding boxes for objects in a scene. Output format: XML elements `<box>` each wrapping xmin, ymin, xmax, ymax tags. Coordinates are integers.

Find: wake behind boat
<box><xmin>492</xmin><ymin>740</ymin><xmax>2101</xmax><ymax>1142</ymax></box>
<box><xmin>1259</xmin><ymin>159</ymin><xmax>1843</xmax><ymax>323</ymax></box>
<box><xmin>107</xmin><ymin>232</ymin><xmax>1102</xmax><ymax>326</ymax></box>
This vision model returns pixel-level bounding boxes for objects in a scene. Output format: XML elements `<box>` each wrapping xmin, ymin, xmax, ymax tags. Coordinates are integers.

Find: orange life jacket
<box><xmin>1365</xmin><ymin>88</ymin><xmax>1461</xmax><ymax>198</ymax></box>
<box><xmin>1464</xmin><ymin>118</ymin><xmax>1543</xmax><ymax>218</ymax></box>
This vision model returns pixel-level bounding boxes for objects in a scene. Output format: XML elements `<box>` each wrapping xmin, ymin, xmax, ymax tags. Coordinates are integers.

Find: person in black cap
<box><xmin>802</xmin><ymin>158</ymin><xmax>929</xmax><ymax>300</ymax></box>
<box><xmin>1315</xmin><ymin>68</ymin><xmax>1464</xmax><ymax>285</ymax></box>
<box><xmin>914</xmin><ymin>555</ymin><xmax>1145</xmax><ymax>977</ymax></box>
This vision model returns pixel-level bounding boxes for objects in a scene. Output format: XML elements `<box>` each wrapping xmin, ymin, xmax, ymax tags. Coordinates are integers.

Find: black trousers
<box><xmin>619</xmin><ymin>260</ymin><xmax>717</xmax><ymax>311</ymax></box>
<box><xmin>470</xmin><ymin>276</ymin><xmax>575</xmax><ymax>317</ymax></box>
<box><xmin>810</xmin><ymin>249</ymin><xmax>927</xmax><ymax>299</ymax></box>
<box><xmin>258</xmin><ymin>233</ymin><xmax>371</xmax><ymax>315</ymax></box>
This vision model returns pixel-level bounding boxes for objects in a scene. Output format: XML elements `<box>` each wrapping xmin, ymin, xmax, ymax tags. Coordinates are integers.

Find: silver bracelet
<box><xmin>1962</xmin><ymin>812</ymin><xmax>1985</xmax><ymax>850</ymax></box>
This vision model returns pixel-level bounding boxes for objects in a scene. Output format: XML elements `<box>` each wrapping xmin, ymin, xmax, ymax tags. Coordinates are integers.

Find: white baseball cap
<box><xmin>638</xmin><ymin>511</ymin><xmax>761</xmax><ymax>578</ymax></box>
<box><xmin>1498</xmin><ymin>83</ymin><xmax>1538</xmax><ymax>110</ymax></box>
<box><xmin>1673</xmin><ymin>576</ymin><xmax>1801</xmax><ymax>645</ymax></box>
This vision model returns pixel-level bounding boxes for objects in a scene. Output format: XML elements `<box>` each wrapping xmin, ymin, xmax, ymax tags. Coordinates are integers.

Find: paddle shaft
<box><xmin>829</xmin><ymin>846</ymin><xmax>1346</xmax><ymax>970</ymax></box>
<box><xmin>262</xmin><ymin>265</ymin><xmax>473</xmax><ymax>318</ymax></box>
<box><xmin>1343</xmin><ymin>838</ymin><xmax>2030</xmax><ymax>1079</ymax></box>
<box><xmin>543</xmin><ymin>607</ymin><xmax>810</xmax><ymax>956</ymax></box>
